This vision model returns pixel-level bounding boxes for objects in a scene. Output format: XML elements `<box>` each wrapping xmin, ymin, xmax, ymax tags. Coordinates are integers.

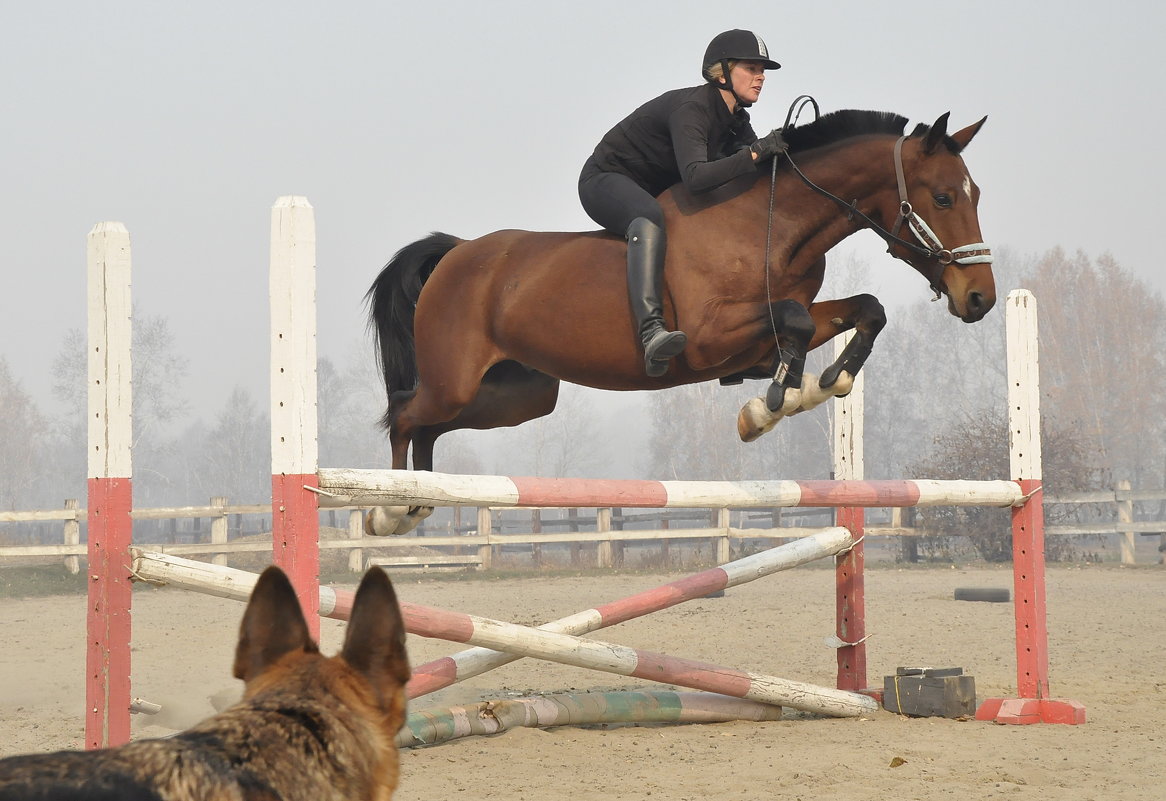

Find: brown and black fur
<box><xmin>0</xmin><ymin>566</ymin><xmax>410</xmax><ymax>801</ymax></box>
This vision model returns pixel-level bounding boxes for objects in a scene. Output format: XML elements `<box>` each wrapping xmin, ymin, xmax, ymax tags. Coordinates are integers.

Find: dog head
<box><xmin>232</xmin><ymin>566</ymin><xmax>410</xmax><ymax>798</ymax></box>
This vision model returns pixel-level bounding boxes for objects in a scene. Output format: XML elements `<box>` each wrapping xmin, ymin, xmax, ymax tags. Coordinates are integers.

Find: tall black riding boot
<box><xmin>626</xmin><ymin>217</ymin><xmax>687</xmax><ymax>377</ymax></box>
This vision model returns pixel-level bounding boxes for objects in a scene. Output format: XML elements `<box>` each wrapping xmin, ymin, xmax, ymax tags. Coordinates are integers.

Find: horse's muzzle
<box><xmin>958</xmin><ymin>290</ymin><xmax>994</xmax><ymax>323</ymax></box>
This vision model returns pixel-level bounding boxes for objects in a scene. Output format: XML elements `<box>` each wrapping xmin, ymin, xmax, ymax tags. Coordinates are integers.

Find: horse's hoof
<box><xmin>365</xmin><ymin>506</ymin><xmax>408</xmax><ymax>536</ymax></box>
<box><xmin>822</xmin><ymin>370</ymin><xmax>855</xmax><ymax>397</ymax></box>
<box><xmin>737</xmin><ymin>397</ymin><xmax>779</xmax><ymax>442</ymax></box>
<box><xmin>365</xmin><ymin>505</ymin><xmax>433</xmax><ymax>536</ymax></box>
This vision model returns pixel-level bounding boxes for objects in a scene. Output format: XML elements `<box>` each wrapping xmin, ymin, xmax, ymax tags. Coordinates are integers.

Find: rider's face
<box><xmin>730</xmin><ymin>61</ymin><xmax>767</xmax><ymax>105</ymax></box>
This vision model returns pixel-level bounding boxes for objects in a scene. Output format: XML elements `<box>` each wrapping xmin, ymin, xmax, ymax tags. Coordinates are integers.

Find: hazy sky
<box><xmin>3</xmin><ymin>0</ymin><xmax>1162</xmax><ymax>426</ymax></box>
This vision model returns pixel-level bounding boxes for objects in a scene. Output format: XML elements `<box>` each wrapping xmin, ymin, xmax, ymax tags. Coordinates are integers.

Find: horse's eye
<box><xmin>934</xmin><ymin>193</ymin><xmax>953</xmax><ymax>209</ymax></box>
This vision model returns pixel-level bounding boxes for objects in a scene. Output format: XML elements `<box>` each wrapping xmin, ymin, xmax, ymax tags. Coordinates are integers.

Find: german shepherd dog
<box><xmin>0</xmin><ymin>566</ymin><xmax>410</xmax><ymax>801</ymax></box>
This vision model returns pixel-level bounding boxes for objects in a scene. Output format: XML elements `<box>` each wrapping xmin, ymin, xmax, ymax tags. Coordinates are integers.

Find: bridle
<box><xmin>766</xmin><ymin>98</ymin><xmax>993</xmax><ymax>300</ymax></box>
<box><xmin>888</xmin><ymin>135</ymin><xmax>994</xmax><ymax>283</ymax></box>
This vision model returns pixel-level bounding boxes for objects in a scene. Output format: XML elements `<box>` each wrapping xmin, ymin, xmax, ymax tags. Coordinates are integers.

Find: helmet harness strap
<box><xmin>717</xmin><ymin>59</ymin><xmax>751</xmax><ymax>109</ymax></box>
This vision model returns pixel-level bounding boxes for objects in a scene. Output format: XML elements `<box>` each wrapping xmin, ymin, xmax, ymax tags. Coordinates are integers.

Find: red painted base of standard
<box><xmin>976</xmin><ymin>697</ymin><xmax>1087</xmax><ymax>725</ymax></box>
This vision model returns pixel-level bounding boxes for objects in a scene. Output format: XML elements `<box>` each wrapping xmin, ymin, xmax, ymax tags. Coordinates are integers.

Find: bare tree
<box><xmin>861</xmin><ymin>289</ymin><xmax>1007</xmax><ymax>479</ymax></box>
<box><xmin>907</xmin><ymin>407</ymin><xmax>1094</xmax><ymax>561</ymax></box>
<box><xmin>1017</xmin><ymin>249</ymin><xmax>1166</xmax><ymax>487</ymax></box>
<box><xmin>645</xmin><ymin>380</ymin><xmax>831</xmax><ymax>480</ymax></box>
<box><xmin>493</xmin><ymin>383</ymin><xmax>605</xmax><ymax>477</ymax></box>
<box><xmin>319</xmin><ymin>355</ymin><xmax>387</xmax><ymax>470</ymax></box>
<box><xmin>0</xmin><ymin>358</ymin><xmax>55</xmax><ymax>510</ymax></box>
<box><xmin>196</xmin><ymin>386</ymin><xmax>269</xmax><ymax>502</ymax></box>
<box><xmin>51</xmin><ymin>315</ymin><xmax>190</xmax><ymax>504</ymax></box>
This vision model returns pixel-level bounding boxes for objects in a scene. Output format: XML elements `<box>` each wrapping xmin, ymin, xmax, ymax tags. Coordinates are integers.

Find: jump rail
<box><xmin>132</xmin><ymin>548</ymin><xmax>878</xmax><ymax>718</ymax></box>
<box><xmin>398</xmin><ymin>691</ymin><xmax>783</xmax><ymax>748</ymax></box>
<box><xmin>131</xmin><ymin>527</ymin><xmax>853</xmax><ymax>700</ymax></box>
<box><xmin>314</xmin><ymin>471</ymin><xmax>1026</xmax><ymax>510</ymax></box>
<box><xmin>402</xmin><ymin>526</ymin><xmax>855</xmax><ymax>699</ymax></box>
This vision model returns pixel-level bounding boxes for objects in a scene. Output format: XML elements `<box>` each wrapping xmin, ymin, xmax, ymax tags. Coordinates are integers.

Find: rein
<box><xmin>762</xmin><ymin>96</ymin><xmax>819</xmax><ymax>353</ymax></box>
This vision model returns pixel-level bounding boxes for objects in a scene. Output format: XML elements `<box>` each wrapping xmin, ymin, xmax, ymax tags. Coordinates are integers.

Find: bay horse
<box><xmin>365</xmin><ymin>109</ymin><xmax>995</xmax><ymax>535</ymax></box>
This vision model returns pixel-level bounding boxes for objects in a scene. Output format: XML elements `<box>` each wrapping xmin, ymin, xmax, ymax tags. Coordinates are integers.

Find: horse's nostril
<box><xmin>968</xmin><ymin>292</ymin><xmax>984</xmax><ymax>312</ymax></box>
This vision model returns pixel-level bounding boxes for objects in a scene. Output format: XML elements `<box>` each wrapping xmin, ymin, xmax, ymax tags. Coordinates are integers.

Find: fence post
<box><xmin>715</xmin><ymin>507</ymin><xmax>731</xmax><ymax>563</ymax></box>
<box><xmin>1117</xmin><ymin>480</ymin><xmax>1135</xmax><ymax>565</ymax></box>
<box><xmin>348</xmin><ymin>510</ymin><xmax>364</xmax><ymax>572</ymax></box>
<box><xmin>597</xmin><ymin>508</ymin><xmax>613</xmax><ymax>568</ymax></box>
<box><xmin>568</xmin><ymin>507</ymin><xmax>581</xmax><ymax>566</ymax></box>
<box><xmin>659</xmin><ymin>512</ymin><xmax>671</xmax><ymax>567</ymax></box>
<box><xmin>477</xmin><ymin>507</ymin><xmax>493</xmax><ymax>569</ymax></box>
<box><xmin>63</xmin><ymin>499</ymin><xmax>80</xmax><ymax>575</ymax></box>
<box><xmin>452</xmin><ymin>506</ymin><xmax>463</xmax><ymax>555</ymax></box>
<box><xmin>610</xmin><ymin>507</ymin><xmax>625</xmax><ymax>567</ymax></box>
<box><xmin>210</xmin><ymin>497</ymin><xmax>228</xmax><ymax>566</ymax></box>
<box><xmin>770</xmin><ymin>507</ymin><xmax>785</xmax><ymax>545</ymax></box>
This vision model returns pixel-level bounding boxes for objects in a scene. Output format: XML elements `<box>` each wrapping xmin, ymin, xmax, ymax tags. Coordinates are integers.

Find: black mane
<box><xmin>783</xmin><ymin>109</ymin><xmax>909</xmax><ymax>154</ymax></box>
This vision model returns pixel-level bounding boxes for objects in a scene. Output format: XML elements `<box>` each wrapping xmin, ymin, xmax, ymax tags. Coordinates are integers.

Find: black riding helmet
<box><xmin>702</xmin><ymin>29</ymin><xmax>780</xmax><ymax>107</ymax></box>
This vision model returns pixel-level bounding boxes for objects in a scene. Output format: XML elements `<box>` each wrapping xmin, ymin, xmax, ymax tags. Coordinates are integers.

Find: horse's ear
<box><xmin>949</xmin><ymin>116</ymin><xmax>988</xmax><ymax>154</ymax></box>
<box><xmin>923</xmin><ymin>112</ymin><xmax>951</xmax><ymax>155</ymax></box>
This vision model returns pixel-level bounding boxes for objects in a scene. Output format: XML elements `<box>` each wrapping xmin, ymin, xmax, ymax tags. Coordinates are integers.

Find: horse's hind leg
<box><xmin>386</xmin><ymin>389</ymin><xmax>418</xmax><ymax>470</ymax></box>
<box><xmin>369</xmin><ymin>366</ymin><xmax>561</xmax><ymax>536</ymax></box>
<box><xmin>424</xmin><ymin>361</ymin><xmax>562</xmax><ymax>447</ymax></box>
<box><xmin>366</xmin><ymin>387</ymin><xmax>436</xmax><ymax>537</ymax></box>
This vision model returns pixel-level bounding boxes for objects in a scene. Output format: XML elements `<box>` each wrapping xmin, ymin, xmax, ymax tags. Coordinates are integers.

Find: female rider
<box><xmin>578</xmin><ymin>29</ymin><xmax>786</xmax><ymax>377</ymax></box>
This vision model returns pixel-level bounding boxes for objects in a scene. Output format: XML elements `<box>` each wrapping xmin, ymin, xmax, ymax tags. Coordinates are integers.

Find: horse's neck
<box><xmin>768</xmin><ymin>138</ymin><xmax>898</xmax><ymax>262</ymax></box>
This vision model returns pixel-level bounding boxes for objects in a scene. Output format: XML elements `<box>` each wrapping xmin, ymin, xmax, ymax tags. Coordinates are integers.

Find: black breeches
<box><xmin>578</xmin><ymin>157</ymin><xmax>665</xmax><ymax>235</ymax></box>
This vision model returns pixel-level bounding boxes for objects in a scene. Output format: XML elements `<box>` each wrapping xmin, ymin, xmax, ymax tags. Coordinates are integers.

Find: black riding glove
<box><xmin>750</xmin><ymin>129</ymin><xmax>788</xmax><ymax>161</ymax></box>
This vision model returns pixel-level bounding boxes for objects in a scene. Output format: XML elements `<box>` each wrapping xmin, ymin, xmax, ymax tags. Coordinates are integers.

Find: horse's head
<box><xmin>887</xmin><ymin>113</ymin><xmax>995</xmax><ymax>322</ymax></box>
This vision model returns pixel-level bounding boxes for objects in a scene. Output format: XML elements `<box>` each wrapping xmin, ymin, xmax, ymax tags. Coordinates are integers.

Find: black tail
<box><xmin>364</xmin><ymin>232</ymin><xmax>463</xmax><ymax>429</ymax></box>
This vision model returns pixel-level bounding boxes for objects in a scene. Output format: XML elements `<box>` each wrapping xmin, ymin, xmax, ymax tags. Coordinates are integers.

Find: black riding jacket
<box><xmin>588</xmin><ymin>82</ymin><xmax>760</xmax><ymax>197</ymax></box>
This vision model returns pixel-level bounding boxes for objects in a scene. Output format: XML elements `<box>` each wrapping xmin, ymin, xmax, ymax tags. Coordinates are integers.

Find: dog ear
<box><xmin>342</xmin><ymin>567</ymin><xmax>411</xmax><ymax>690</ymax></box>
<box><xmin>233</xmin><ymin>566</ymin><xmax>317</xmax><ymax>682</ymax></box>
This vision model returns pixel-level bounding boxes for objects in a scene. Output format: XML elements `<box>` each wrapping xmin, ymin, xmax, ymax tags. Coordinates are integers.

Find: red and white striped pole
<box><xmin>269</xmin><ymin>196</ymin><xmax>320</xmax><ymax>637</ymax></box>
<box><xmin>129</xmin><ymin>550</ymin><xmax>878</xmax><ymax>719</ymax></box>
<box><xmin>404</xmin><ymin>527</ymin><xmax>855</xmax><ymax>698</ymax></box>
<box><xmin>85</xmin><ymin>222</ymin><xmax>134</xmax><ymax>748</ymax></box>
<box><xmin>314</xmin><ymin>472</ymin><xmax>1025</xmax><ymax>509</ymax></box>
<box><xmin>976</xmin><ymin>289</ymin><xmax>1085</xmax><ymax>724</ymax></box>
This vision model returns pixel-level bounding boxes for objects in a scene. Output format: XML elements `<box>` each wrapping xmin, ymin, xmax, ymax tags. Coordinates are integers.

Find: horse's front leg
<box><xmin>807</xmin><ymin>294</ymin><xmax>887</xmax><ymax>391</ymax></box>
<box><xmin>365</xmin><ymin>427</ymin><xmax>438</xmax><ymax>536</ymax></box>
<box><xmin>735</xmin><ymin>295</ymin><xmax>887</xmax><ymax>443</ymax></box>
<box><xmin>736</xmin><ymin>299</ymin><xmax>815</xmax><ymax>442</ymax></box>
